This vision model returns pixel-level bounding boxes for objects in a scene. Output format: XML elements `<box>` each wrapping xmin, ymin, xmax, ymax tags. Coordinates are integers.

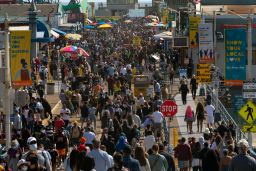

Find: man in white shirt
<box><xmin>132</xmin><ymin>113</ymin><xmax>141</xmax><ymax>128</ymax></box>
<box><xmin>60</xmin><ymin>105</ymin><xmax>71</xmax><ymax>127</ymax></box>
<box><xmin>205</xmin><ymin>102</ymin><xmax>215</xmax><ymax>128</ymax></box>
<box><xmin>152</xmin><ymin>107</ymin><xmax>164</xmax><ymax>138</ymax></box>
<box><xmin>88</xmin><ymin>139</ymin><xmax>112</xmax><ymax>171</ymax></box>
<box><xmin>83</xmin><ymin>127</ymin><xmax>96</xmax><ymax>149</ymax></box>
<box><xmin>120</xmin><ymin>65</ymin><xmax>127</xmax><ymax>76</ymax></box>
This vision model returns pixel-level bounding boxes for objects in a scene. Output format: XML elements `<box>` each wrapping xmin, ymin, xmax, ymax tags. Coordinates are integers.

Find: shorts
<box><xmin>88</xmin><ymin>114</ymin><xmax>96</xmax><ymax>122</ymax></box>
<box><xmin>208</xmin><ymin>115</ymin><xmax>214</xmax><ymax>124</ymax></box>
<box><xmin>57</xmin><ymin>148</ymin><xmax>66</xmax><ymax>156</ymax></box>
<box><xmin>178</xmin><ymin>160</ymin><xmax>190</xmax><ymax>169</ymax></box>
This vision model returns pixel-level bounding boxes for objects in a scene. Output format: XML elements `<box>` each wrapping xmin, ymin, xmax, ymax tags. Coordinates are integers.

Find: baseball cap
<box><xmin>237</xmin><ymin>139</ymin><xmax>249</xmax><ymax>148</ymax></box>
<box><xmin>17</xmin><ymin>159</ymin><xmax>28</xmax><ymax>167</ymax></box>
<box><xmin>27</xmin><ymin>137</ymin><xmax>37</xmax><ymax>145</ymax></box>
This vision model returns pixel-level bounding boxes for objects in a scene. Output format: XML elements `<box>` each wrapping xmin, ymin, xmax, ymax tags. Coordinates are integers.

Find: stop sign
<box><xmin>160</xmin><ymin>100</ymin><xmax>178</xmax><ymax>117</ymax></box>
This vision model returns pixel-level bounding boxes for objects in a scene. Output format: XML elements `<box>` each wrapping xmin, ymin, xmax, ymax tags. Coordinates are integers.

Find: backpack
<box><xmin>71</xmin><ymin>126</ymin><xmax>81</xmax><ymax>139</ymax></box>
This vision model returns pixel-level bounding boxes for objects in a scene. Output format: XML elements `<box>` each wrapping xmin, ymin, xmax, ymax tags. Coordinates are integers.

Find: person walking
<box><xmin>179</xmin><ymin>80</ymin><xmax>189</xmax><ymax>105</ymax></box>
<box><xmin>134</xmin><ymin>146</ymin><xmax>151</xmax><ymax>171</ymax></box>
<box><xmin>198</xmin><ymin>142</ymin><xmax>210</xmax><ymax>171</ymax></box>
<box><xmin>219</xmin><ymin>149</ymin><xmax>232</xmax><ymax>171</ymax></box>
<box><xmin>107</xmin><ymin>153</ymin><xmax>128</xmax><ymax>171</ymax></box>
<box><xmin>148</xmin><ymin>144</ymin><xmax>168</xmax><ymax>171</ymax></box>
<box><xmin>83</xmin><ymin>127</ymin><xmax>96</xmax><ymax>150</ymax></box>
<box><xmin>204</xmin><ymin>149</ymin><xmax>220</xmax><ymax>171</ymax></box>
<box><xmin>22</xmin><ymin>137</ymin><xmax>52</xmax><ymax>171</ymax></box>
<box><xmin>184</xmin><ymin>105</ymin><xmax>194</xmax><ymax>134</ymax></box>
<box><xmin>123</xmin><ymin>145</ymin><xmax>140</xmax><ymax>171</ymax></box>
<box><xmin>195</xmin><ymin>101</ymin><xmax>205</xmax><ymax>133</ymax></box>
<box><xmin>229</xmin><ymin>139</ymin><xmax>256</xmax><ymax>171</ymax></box>
<box><xmin>174</xmin><ymin>137</ymin><xmax>192</xmax><ymax>171</ymax></box>
<box><xmin>152</xmin><ymin>107</ymin><xmax>164</xmax><ymax>139</ymax></box>
<box><xmin>70</xmin><ymin>121</ymin><xmax>81</xmax><ymax>146</ymax></box>
<box><xmin>205</xmin><ymin>102</ymin><xmax>215</xmax><ymax>128</ymax></box>
<box><xmin>190</xmin><ymin>75</ymin><xmax>197</xmax><ymax>100</ymax></box>
<box><xmin>88</xmin><ymin>139</ymin><xmax>112</xmax><ymax>171</ymax></box>
<box><xmin>159</xmin><ymin>144</ymin><xmax>176</xmax><ymax>171</ymax></box>
<box><xmin>191</xmin><ymin>142</ymin><xmax>202</xmax><ymax>171</ymax></box>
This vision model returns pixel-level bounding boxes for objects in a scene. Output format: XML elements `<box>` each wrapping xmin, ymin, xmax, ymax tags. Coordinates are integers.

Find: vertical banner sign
<box><xmin>225</xmin><ymin>28</ymin><xmax>246</xmax><ymax>86</ymax></box>
<box><xmin>189</xmin><ymin>16</ymin><xmax>201</xmax><ymax>48</ymax></box>
<box><xmin>168</xmin><ymin>11</ymin><xmax>176</xmax><ymax>28</ymax></box>
<box><xmin>198</xmin><ymin>23</ymin><xmax>214</xmax><ymax>63</ymax></box>
<box><xmin>162</xmin><ymin>9</ymin><xmax>169</xmax><ymax>25</ymax></box>
<box><xmin>10</xmin><ymin>30</ymin><xmax>32</xmax><ymax>87</ymax></box>
<box><xmin>196</xmin><ymin>64</ymin><xmax>211</xmax><ymax>83</ymax></box>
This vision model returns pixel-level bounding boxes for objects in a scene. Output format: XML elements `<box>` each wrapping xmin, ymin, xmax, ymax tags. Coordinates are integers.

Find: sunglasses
<box><xmin>28</xmin><ymin>141</ymin><xmax>37</xmax><ymax>145</ymax></box>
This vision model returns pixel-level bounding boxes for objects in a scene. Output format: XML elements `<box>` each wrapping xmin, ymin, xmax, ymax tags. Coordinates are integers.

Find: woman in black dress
<box><xmin>196</xmin><ymin>101</ymin><xmax>205</xmax><ymax>133</ymax></box>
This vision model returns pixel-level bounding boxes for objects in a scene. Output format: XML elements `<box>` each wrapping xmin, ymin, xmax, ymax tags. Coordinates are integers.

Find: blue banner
<box><xmin>225</xmin><ymin>28</ymin><xmax>246</xmax><ymax>82</ymax></box>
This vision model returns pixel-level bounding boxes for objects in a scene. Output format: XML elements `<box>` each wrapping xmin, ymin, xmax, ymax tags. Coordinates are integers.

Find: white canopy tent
<box><xmin>153</xmin><ymin>31</ymin><xmax>173</xmax><ymax>40</ymax></box>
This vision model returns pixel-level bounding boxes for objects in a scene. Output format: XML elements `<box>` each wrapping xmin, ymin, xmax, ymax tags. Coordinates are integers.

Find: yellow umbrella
<box><xmin>98</xmin><ymin>23</ymin><xmax>112</xmax><ymax>29</ymax></box>
<box><xmin>65</xmin><ymin>33</ymin><xmax>82</xmax><ymax>40</ymax></box>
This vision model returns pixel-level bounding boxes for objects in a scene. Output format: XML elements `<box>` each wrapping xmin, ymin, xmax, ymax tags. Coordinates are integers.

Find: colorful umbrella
<box><xmin>98</xmin><ymin>21</ymin><xmax>106</xmax><ymax>25</ymax></box>
<box><xmin>146</xmin><ymin>15</ymin><xmax>159</xmax><ymax>21</ymax></box>
<box><xmin>98</xmin><ymin>24</ymin><xmax>112</xmax><ymax>29</ymax></box>
<box><xmin>65</xmin><ymin>33</ymin><xmax>82</xmax><ymax>40</ymax></box>
<box><xmin>60</xmin><ymin>45</ymin><xmax>78</xmax><ymax>53</ymax></box>
<box><xmin>84</xmin><ymin>25</ymin><xmax>95</xmax><ymax>29</ymax></box>
<box><xmin>77</xmin><ymin>48</ymin><xmax>90</xmax><ymax>57</ymax></box>
<box><xmin>146</xmin><ymin>22</ymin><xmax>166</xmax><ymax>27</ymax></box>
<box><xmin>90</xmin><ymin>22</ymin><xmax>98</xmax><ymax>26</ymax></box>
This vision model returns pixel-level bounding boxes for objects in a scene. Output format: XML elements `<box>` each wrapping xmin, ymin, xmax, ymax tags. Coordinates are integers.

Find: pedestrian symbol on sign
<box><xmin>245</xmin><ymin>104</ymin><xmax>254</xmax><ymax>121</ymax></box>
<box><xmin>239</xmin><ymin>100</ymin><xmax>256</xmax><ymax>124</ymax></box>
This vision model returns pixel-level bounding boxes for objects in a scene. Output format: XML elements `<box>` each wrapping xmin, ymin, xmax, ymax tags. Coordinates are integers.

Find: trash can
<box><xmin>47</xmin><ymin>82</ymin><xmax>55</xmax><ymax>95</ymax></box>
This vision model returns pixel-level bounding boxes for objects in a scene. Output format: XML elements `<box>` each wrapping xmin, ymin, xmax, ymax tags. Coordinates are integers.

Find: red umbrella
<box><xmin>77</xmin><ymin>48</ymin><xmax>90</xmax><ymax>57</ymax></box>
<box><xmin>90</xmin><ymin>22</ymin><xmax>98</xmax><ymax>26</ymax></box>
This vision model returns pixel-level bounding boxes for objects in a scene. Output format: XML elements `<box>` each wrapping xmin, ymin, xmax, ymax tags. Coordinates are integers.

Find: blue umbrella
<box><xmin>84</xmin><ymin>25</ymin><xmax>94</xmax><ymax>29</ymax></box>
<box><xmin>98</xmin><ymin>21</ymin><xmax>106</xmax><ymax>25</ymax></box>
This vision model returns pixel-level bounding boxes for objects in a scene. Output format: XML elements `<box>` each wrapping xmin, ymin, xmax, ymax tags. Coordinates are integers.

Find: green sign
<box><xmin>168</xmin><ymin>12</ymin><xmax>176</xmax><ymax>21</ymax></box>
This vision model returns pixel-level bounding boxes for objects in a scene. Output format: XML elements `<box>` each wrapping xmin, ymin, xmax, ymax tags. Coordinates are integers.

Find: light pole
<box><xmin>28</xmin><ymin>1</ymin><xmax>39</xmax><ymax>60</ymax></box>
<box><xmin>247</xmin><ymin>14</ymin><xmax>253</xmax><ymax>81</ymax></box>
<box><xmin>4</xmin><ymin>13</ymin><xmax>11</xmax><ymax>149</ymax></box>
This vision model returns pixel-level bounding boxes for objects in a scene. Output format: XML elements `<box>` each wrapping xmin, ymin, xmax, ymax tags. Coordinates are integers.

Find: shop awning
<box><xmin>153</xmin><ymin>31</ymin><xmax>173</xmax><ymax>40</ymax></box>
<box><xmin>52</xmin><ymin>28</ymin><xmax>67</xmax><ymax>36</ymax></box>
<box><xmin>50</xmin><ymin>30</ymin><xmax>60</xmax><ymax>38</ymax></box>
<box><xmin>32</xmin><ymin>20</ymin><xmax>54</xmax><ymax>42</ymax></box>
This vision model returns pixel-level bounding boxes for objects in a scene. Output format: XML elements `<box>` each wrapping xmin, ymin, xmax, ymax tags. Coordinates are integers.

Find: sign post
<box><xmin>160</xmin><ymin>100</ymin><xmax>178</xmax><ymax>117</ymax></box>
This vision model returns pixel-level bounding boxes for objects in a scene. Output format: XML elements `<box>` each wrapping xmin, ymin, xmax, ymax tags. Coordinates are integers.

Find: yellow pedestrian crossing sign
<box><xmin>242</xmin><ymin>125</ymin><xmax>256</xmax><ymax>132</ymax></box>
<box><xmin>239</xmin><ymin>100</ymin><xmax>256</xmax><ymax>124</ymax></box>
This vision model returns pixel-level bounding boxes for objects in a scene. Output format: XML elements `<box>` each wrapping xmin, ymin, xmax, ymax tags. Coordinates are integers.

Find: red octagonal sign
<box><xmin>160</xmin><ymin>100</ymin><xmax>178</xmax><ymax>117</ymax></box>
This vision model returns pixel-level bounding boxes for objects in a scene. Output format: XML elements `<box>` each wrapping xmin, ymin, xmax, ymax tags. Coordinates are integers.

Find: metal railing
<box><xmin>206</xmin><ymin>85</ymin><xmax>248</xmax><ymax>142</ymax></box>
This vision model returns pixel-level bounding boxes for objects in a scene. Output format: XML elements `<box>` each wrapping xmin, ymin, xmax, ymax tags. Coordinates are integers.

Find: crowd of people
<box><xmin>1</xmin><ymin>17</ymin><xmax>256</xmax><ymax>171</ymax></box>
